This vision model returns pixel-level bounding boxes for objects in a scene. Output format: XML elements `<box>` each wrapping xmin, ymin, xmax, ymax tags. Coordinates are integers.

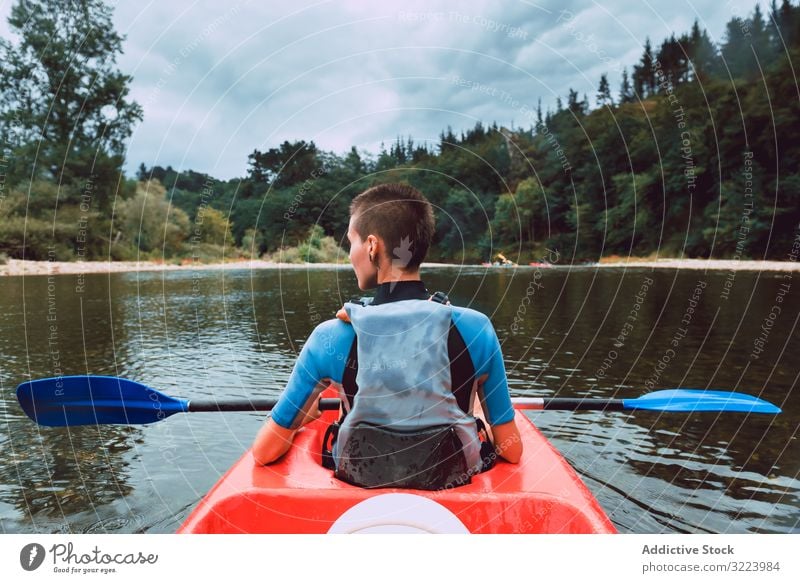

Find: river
<box><xmin>0</xmin><ymin>264</ymin><xmax>797</xmax><ymax>533</ymax></box>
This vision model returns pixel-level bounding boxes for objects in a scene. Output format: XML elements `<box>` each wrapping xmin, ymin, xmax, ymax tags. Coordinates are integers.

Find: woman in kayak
<box><xmin>252</xmin><ymin>183</ymin><xmax>521</xmax><ymax>489</ymax></box>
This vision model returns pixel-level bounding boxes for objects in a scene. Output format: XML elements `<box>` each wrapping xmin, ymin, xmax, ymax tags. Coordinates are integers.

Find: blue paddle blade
<box><xmin>16</xmin><ymin>375</ymin><xmax>189</xmax><ymax>427</ymax></box>
<box><xmin>623</xmin><ymin>389</ymin><xmax>782</xmax><ymax>414</ymax></box>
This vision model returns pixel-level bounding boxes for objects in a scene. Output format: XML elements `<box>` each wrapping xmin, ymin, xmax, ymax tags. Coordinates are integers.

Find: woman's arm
<box><xmin>473</xmin><ymin>390</ymin><xmax>522</xmax><ymax>464</ymax></box>
<box><xmin>251</xmin><ymin>319</ymin><xmax>352</xmax><ymax>466</ymax></box>
<box><xmin>462</xmin><ymin>311</ymin><xmax>523</xmax><ymax>464</ymax></box>
<box><xmin>490</xmin><ymin>418</ymin><xmax>522</xmax><ymax>464</ymax></box>
<box><xmin>252</xmin><ymin>419</ymin><xmax>297</xmax><ymax>465</ymax></box>
<box><xmin>252</xmin><ymin>397</ymin><xmax>322</xmax><ymax>465</ymax></box>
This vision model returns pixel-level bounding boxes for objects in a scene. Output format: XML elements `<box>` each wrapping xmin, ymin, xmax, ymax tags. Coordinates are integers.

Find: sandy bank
<box><xmin>0</xmin><ymin>258</ymin><xmax>350</xmax><ymax>277</ymax></box>
<box><xmin>2</xmin><ymin>257</ymin><xmax>798</xmax><ymax>276</ymax></box>
<box><xmin>593</xmin><ymin>258</ymin><xmax>799</xmax><ymax>271</ymax></box>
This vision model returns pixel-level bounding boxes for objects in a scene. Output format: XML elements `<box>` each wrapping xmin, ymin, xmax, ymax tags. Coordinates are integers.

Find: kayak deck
<box><xmin>178</xmin><ymin>401</ymin><xmax>616</xmax><ymax>534</ymax></box>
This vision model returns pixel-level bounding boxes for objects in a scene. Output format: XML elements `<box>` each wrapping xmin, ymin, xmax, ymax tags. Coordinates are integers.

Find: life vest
<box><xmin>323</xmin><ymin>294</ymin><xmax>491</xmax><ymax>490</ymax></box>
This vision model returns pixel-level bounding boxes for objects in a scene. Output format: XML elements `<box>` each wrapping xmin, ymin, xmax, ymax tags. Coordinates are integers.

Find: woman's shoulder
<box><xmin>450</xmin><ymin>304</ymin><xmax>493</xmax><ymax>332</ymax></box>
<box><xmin>312</xmin><ymin>317</ymin><xmax>356</xmax><ymax>336</ymax></box>
<box><xmin>307</xmin><ymin>318</ymin><xmax>356</xmax><ymax>350</ymax></box>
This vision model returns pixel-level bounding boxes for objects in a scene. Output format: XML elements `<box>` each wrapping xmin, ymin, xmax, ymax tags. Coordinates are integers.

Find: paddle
<box><xmin>16</xmin><ymin>375</ymin><xmax>781</xmax><ymax>428</ymax></box>
<box><xmin>16</xmin><ymin>375</ymin><xmax>340</xmax><ymax>427</ymax></box>
<box><xmin>511</xmin><ymin>390</ymin><xmax>782</xmax><ymax>413</ymax></box>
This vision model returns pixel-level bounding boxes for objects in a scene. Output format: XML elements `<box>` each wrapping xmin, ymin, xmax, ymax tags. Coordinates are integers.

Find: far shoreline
<box><xmin>1</xmin><ymin>257</ymin><xmax>799</xmax><ymax>277</ymax></box>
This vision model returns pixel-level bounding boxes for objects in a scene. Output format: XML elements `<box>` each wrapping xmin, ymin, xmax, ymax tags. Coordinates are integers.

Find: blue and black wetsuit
<box><xmin>271</xmin><ymin>280</ymin><xmax>514</xmax><ymax>488</ymax></box>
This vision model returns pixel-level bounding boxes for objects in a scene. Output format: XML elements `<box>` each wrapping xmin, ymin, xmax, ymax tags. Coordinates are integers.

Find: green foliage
<box><xmin>115</xmin><ymin>181</ymin><xmax>190</xmax><ymax>257</ymax></box>
<box><xmin>194</xmin><ymin>207</ymin><xmax>234</xmax><ymax>248</ymax></box>
<box><xmin>437</xmin><ymin>189</ymin><xmax>486</xmax><ymax>253</ymax></box>
<box><xmin>0</xmin><ymin>0</ymin><xmax>141</xmax><ymax>260</ymax></box>
<box><xmin>1</xmin><ymin>0</ymin><xmax>797</xmax><ymax>264</ymax></box>
<box><xmin>469</xmin><ymin>1</ymin><xmax>799</xmax><ymax>262</ymax></box>
<box><xmin>490</xmin><ymin>193</ymin><xmax>519</xmax><ymax>245</ymax></box>
<box><xmin>241</xmin><ymin>228</ymin><xmax>265</xmax><ymax>256</ymax></box>
<box><xmin>247</xmin><ymin>140</ymin><xmax>324</xmax><ymax>188</ymax></box>
<box><xmin>266</xmin><ymin>224</ymin><xmax>347</xmax><ymax>264</ymax></box>
<box><xmin>0</xmin><ymin>0</ymin><xmax>141</xmax><ymax>192</ymax></box>
<box><xmin>0</xmin><ymin>181</ymin><xmax>109</xmax><ymax>259</ymax></box>
<box><xmin>606</xmin><ymin>171</ymin><xmax>656</xmax><ymax>251</ymax></box>
<box><xmin>0</xmin><ymin>214</ymin><xmax>78</xmax><ymax>260</ymax></box>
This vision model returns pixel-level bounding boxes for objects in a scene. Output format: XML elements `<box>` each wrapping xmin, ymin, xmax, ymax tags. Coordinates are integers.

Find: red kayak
<box><xmin>178</xmin><ymin>389</ymin><xmax>616</xmax><ymax>534</ymax></box>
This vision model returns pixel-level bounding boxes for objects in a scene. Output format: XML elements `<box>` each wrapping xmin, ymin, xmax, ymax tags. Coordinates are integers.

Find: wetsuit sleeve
<box><xmin>453</xmin><ymin>309</ymin><xmax>515</xmax><ymax>426</ymax></box>
<box><xmin>270</xmin><ymin>318</ymin><xmax>353</xmax><ymax>430</ymax></box>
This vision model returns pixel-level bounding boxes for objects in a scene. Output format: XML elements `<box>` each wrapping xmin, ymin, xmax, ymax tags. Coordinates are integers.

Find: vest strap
<box><xmin>321</xmin><ymin>421</ymin><xmax>340</xmax><ymax>470</ymax></box>
<box><xmin>476</xmin><ymin>418</ymin><xmax>497</xmax><ymax>472</ymax></box>
<box><xmin>428</xmin><ymin>290</ymin><xmax>450</xmax><ymax>304</ymax></box>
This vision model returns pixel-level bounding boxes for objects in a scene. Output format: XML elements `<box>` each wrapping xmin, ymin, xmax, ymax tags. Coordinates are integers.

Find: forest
<box><xmin>1</xmin><ymin>1</ymin><xmax>798</xmax><ymax>264</ymax></box>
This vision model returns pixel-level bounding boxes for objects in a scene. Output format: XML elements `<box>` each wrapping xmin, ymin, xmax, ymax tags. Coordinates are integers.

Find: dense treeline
<box><xmin>1</xmin><ymin>0</ymin><xmax>798</xmax><ymax>263</ymax></box>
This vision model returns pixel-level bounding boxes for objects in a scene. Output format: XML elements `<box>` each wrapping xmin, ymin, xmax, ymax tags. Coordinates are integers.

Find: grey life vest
<box><xmin>333</xmin><ymin>299</ymin><xmax>484</xmax><ymax>488</ymax></box>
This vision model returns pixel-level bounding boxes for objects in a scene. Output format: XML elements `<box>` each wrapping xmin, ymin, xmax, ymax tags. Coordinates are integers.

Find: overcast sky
<box><xmin>0</xmin><ymin>0</ymin><xmax>765</xmax><ymax>179</ymax></box>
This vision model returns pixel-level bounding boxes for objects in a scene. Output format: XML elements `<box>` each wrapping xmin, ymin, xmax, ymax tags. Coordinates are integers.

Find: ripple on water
<box><xmin>83</xmin><ymin>514</ymin><xmax>147</xmax><ymax>534</ymax></box>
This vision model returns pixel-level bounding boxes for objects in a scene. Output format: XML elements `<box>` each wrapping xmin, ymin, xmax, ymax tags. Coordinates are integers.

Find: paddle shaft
<box><xmin>512</xmin><ymin>397</ymin><xmax>625</xmax><ymax>411</ymax></box>
<box><xmin>188</xmin><ymin>398</ymin><xmax>341</xmax><ymax>413</ymax></box>
<box><xmin>190</xmin><ymin>397</ymin><xmax>629</xmax><ymax>412</ymax></box>
<box><xmin>189</xmin><ymin>397</ymin><xmax>625</xmax><ymax>413</ymax></box>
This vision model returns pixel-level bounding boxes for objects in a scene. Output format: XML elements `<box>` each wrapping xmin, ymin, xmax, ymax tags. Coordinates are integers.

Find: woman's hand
<box><xmin>336</xmin><ymin>305</ymin><xmax>351</xmax><ymax>323</ymax></box>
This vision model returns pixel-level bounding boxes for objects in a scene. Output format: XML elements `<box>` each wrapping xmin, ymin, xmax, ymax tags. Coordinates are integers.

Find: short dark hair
<box><xmin>349</xmin><ymin>183</ymin><xmax>435</xmax><ymax>270</ymax></box>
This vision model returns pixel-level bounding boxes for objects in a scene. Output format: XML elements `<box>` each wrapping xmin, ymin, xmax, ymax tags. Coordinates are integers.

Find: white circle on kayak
<box><xmin>327</xmin><ymin>493</ymin><xmax>469</xmax><ymax>534</ymax></box>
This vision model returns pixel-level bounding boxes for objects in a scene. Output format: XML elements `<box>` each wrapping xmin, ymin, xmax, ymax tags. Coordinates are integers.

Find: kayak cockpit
<box><xmin>178</xmin><ymin>405</ymin><xmax>616</xmax><ymax>534</ymax></box>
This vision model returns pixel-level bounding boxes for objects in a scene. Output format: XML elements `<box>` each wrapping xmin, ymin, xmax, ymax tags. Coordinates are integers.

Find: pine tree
<box><xmin>633</xmin><ymin>38</ymin><xmax>656</xmax><ymax>98</ymax></box>
<box><xmin>439</xmin><ymin>126</ymin><xmax>457</xmax><ymax>152</ymax></box>
<box><xmin>687</xmin><ymin>20</ymin><xmax>719</xmax><ymax>81</ymax></box>
<box><xmin>619</xmin><ymin>67</ymin><xmax>634</xmax><ymax>103</ymax></box>
<box><xmin>769</xmin><ymin>0</ymin><xmax>800</xmax><ymax>50</ymax></box>
<box><xmin>536</xmin><ymin>98</ymin><xmax>544</xmax><ymax>131</ymax></box>
<box><xmin>344</xmin><ymin>146</ymin><xmax>365</xmax><ymax>174</ymax></box>
<box><xmin>656</xmin><ymin>35</ymin><xmax>679</xmax><ymax>88</ymax></box>
<box><xmin>597</xmin><ymin>73</ymin><xmax>613</xmax><ymax>106</ymax></box>
<box><xmin>778</xmin><ymin>0</ymin><xmax>799</xmax><ymax>46</ymax></box>
<box><xmin>721</xmin><ymin>17</ymin><xmax>752</xmax><ymax>78</ymax></box>
<box><xmin>749</xmin><ymin>4</ymin><xmax>775</xmax><ymax>64</ymax></box>
<box><xmin>769</xmin><ymin>0</ymin><xmax>783</xmax><ymax>50</ymax></box>
<box><xmin>567</xmin><ymin>88</ymin><xmax>582</xmax><ymax>114</ymax></box>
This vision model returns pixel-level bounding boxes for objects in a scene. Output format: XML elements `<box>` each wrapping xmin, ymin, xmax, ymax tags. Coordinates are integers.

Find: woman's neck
<box><xmin>376</xmin><ymin>268</ymin><xmax>421</xmax><ymax>285</ymax></box>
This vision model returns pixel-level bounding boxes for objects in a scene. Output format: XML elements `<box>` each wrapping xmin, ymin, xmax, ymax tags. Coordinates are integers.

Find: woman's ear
<box><xmin>366</xmin><ymin>234</ymin><xmax>380</xmax><ymax>263</ymax></box>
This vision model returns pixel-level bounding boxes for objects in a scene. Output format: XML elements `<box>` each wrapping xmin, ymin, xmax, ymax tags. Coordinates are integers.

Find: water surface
<box><xmin>0</xmin><ymin>264</ymin><xmax>797</xmax><ymax>533</ymax></box>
